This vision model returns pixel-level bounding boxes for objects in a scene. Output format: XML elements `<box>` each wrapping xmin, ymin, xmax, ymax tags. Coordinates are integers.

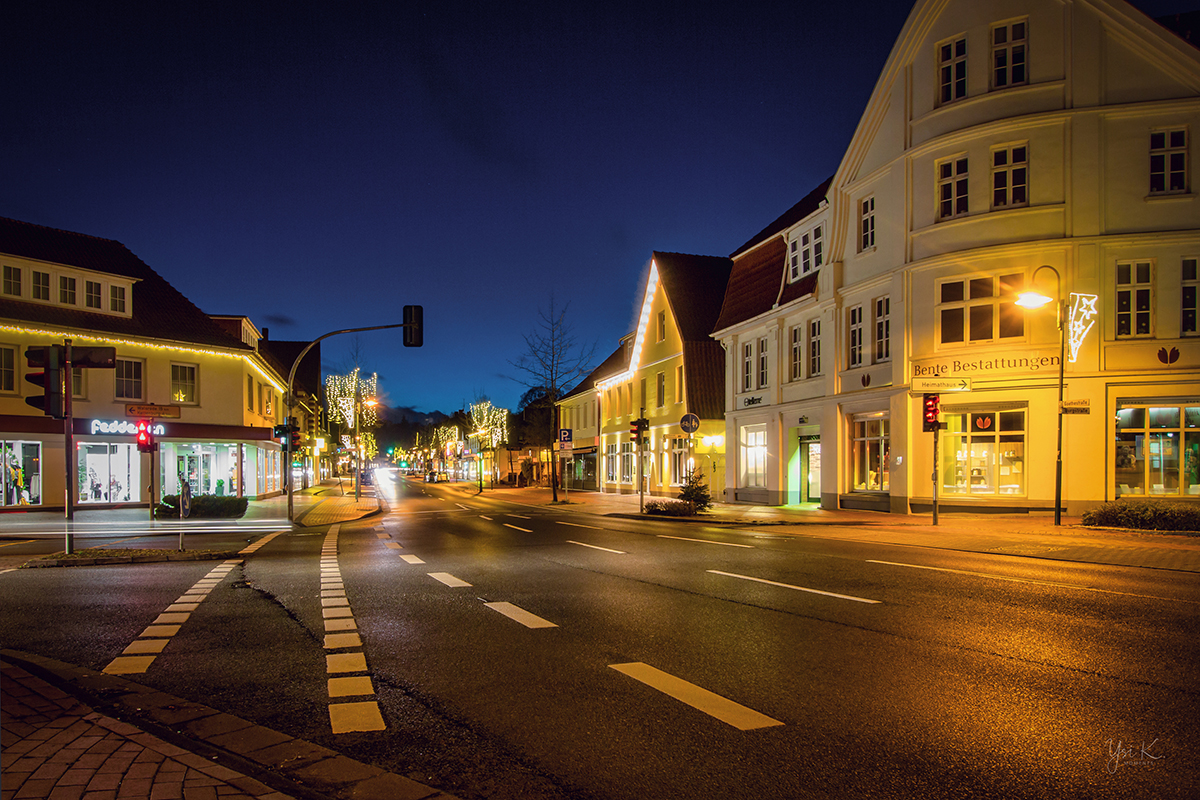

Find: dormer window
<box><xmin>32</xmin><ymin>271</ymin><xmax>50</xmax><ymax>301</ymax></box>
<box><xmin>59</xmin><ymin>277</ymin><xmax>76</xmax><ymax>305</ymax></box>
<box><xmin>86</xmin><ymin>281</ymin><xmax>102</xmax><ymax>309</ymax></box>
<box><xmin>3</xmin><ymin>266</ymin><xmax>21</xmax><ymax>297</ymax></box>
<box><xmin>110</xmin><ymin>286</ymin><xmax>126</xmax><ymax>313</ymax></box>
<box><xmin>788</xmin><ymin>224</ymin><xmax>824</xmax><ymax>281</ymax></box>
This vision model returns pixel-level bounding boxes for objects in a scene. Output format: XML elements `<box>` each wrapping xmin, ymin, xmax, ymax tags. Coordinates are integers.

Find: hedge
<box><xmin>645</xmin><ymin>499</ymin><xmax>696</xmax><ymax>516</ymax></box>
<box><xmin>155</xmin><ymin>494</ymin><xmax>249</xmax><ymax>519</ymax></box>
<box><xmin>1081</xmin><ymin>499</ymin><xmax>1200</xmax><ymax>533</ymax></box>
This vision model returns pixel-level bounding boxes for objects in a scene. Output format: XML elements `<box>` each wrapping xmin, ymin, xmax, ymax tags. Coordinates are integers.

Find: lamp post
<box><xmin>1016</xmin><ymin>265</ymin><xmax>1066</xmax><ymax>525</ymax></box>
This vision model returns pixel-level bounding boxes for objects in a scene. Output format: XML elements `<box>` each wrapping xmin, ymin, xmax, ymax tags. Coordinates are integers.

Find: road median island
<box><xmin>21</xmin><ymin>548</ymin><xmax>240</xmax><ymax>568</ymax></box>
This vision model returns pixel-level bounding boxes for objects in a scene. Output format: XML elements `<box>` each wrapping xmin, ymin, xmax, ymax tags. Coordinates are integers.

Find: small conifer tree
<box><xmin>677</xmin><ymin>467</ymin><xmax>713</xmax><ymax>512</ymax></box>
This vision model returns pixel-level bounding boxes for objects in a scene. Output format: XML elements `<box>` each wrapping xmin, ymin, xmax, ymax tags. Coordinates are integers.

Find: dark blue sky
<box><xmin>3</xmin><ymin>0</ymin><xmax>1190</xmax><ymax>414</ymax></box>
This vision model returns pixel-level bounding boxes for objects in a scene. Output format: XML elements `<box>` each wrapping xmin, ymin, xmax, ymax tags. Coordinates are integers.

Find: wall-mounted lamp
<box><xmin>798</xmin><ymin>416</ymin><xmax>808</xmax><ymax>424</ymax></box>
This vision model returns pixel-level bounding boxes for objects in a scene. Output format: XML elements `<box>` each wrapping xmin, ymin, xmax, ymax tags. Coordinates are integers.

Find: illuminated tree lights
<box><xmin>469</xmin><ymin>400</ymin><xmax>509</xmax><ymax>450</ymax></box>
<box><xmin>325</xmin><ymin>369</ymin><xmax>378</xmax><ymax>428</ymax></box>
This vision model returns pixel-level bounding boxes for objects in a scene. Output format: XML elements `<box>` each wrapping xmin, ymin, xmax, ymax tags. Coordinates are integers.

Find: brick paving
<box><xmin>0</xmin><ymin>662</ymin><xmax>294</xmax><ymax>800</ymax></box>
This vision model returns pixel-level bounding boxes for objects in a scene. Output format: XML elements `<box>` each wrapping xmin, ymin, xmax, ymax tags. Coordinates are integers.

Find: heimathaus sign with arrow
<box><xmin>912</xmin><ymin>377</ymin><xmax>971</xmax><ymax>392</ymax></box>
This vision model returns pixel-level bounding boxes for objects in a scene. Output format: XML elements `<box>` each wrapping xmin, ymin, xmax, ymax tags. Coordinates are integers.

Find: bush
<box><xmin>1082</xmin><ymin>499</ymin><xmax>1200</xmax><ymax>532</ymax></box>
<box><xmin>155</xmin><ymin>494</ymin><xmax>249</xmax><ymax>519</ymax></box>
<box><xmin>645</xmin><ymin>499</ymin><xmax>696</xmax><ymax>516</ymax></box>
<box><xmin>677</xmin><ymin>467</ymin><xmax>713</xmax><ymax>512</ymax></box>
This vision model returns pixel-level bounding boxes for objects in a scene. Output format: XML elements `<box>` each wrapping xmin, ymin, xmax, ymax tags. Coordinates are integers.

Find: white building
<box><xmin>713</xmin><ymin>0</ymin><xmax>1200</xmax><ymax>514</ymax></box>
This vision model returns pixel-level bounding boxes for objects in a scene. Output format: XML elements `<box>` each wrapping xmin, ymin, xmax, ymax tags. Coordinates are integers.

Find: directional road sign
<box><xmin>912</xmin><ymin>377</ymin><xmax>972</xmax><ymax>392</ymax></box>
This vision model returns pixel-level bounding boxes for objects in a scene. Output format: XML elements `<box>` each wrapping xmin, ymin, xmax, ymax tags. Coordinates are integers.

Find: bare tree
<box><xmin>509</xmin><ymin>297</ymin><xmax>596</xmax><ymax>502</ymax></box>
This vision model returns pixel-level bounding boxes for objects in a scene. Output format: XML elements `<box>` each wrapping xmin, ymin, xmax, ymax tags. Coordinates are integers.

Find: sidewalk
<box><xmin>450</xmin><ymin>482</ymin><xmax>1200</xmax><ymax>573</ymax></box>
<box><xmin>1</xmin><ymin>651</ymin><xmax>455</xmax><ymax>800</ymax></box>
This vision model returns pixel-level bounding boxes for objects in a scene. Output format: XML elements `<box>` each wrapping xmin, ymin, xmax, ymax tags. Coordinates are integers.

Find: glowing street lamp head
<box><xmin>1015</xmin><ymin>290</ymin><xmax>1054</xmax><ymax>309</ymax></box>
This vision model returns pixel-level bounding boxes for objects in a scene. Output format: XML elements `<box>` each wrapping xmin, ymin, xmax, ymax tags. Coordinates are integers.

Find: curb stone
<box><xmin>1</xmin><ymin>648</ymin><xmax>459</xmax><ymax>800</ymax></box>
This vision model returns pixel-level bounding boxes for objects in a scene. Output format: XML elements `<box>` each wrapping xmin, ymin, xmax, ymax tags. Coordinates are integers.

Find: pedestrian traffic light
<box><xmin>403</xmin><ymin>304</ymin><xmax>423</xmax><ymax>347</ymax></box>
<box><xmin>922</xmin><ymin>393</ymin><xmax>941</xmax><ymax>432</ymax></box>
<box><xmin>135</xmin><ymin>419</ymin><xmax>155</xmax><ymax>452</ymax></box>
<box><xmin>273</xmin><ymin>424</ymin><xmax>288</xmax><ymax>440</ymax></box>
<box><xmin>24</xmin><ymin>345</ymin><xmax>65</xmax><ymax>419</ymax></box>
<box><xmin>290</xmin><ymin>429</ymin><xmax>302</xmax><ymax>451</ymax></box>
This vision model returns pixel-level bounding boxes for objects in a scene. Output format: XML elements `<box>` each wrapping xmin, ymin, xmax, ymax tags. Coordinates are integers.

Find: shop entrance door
<box><xmin>802</xmin><ymin>441</ymin><xmax>822</xmax><ymax>504</ymax></box>
<box><xmin>177</xmin><ymin>453</ymin><xmax>212</xmax><ymax>496</ymax></box>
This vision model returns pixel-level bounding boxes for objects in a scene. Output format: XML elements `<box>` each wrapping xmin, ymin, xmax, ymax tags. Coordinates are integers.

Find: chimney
<box><xmin>262</xmin><ymin>327</ymin><xmax>269</xmax><ymax>340</ymax></box>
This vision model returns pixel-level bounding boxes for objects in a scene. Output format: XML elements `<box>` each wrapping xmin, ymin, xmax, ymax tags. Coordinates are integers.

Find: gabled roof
<box><xmin>596</xmin><ymin>251</ymin><xmax>732</xmax><ymax>421</ymax></box>
<box><xmin>559</xmin><ymin>343</ymin><xmax>630</xmax><ymax>402</ymax></box>
<box><xmin>0</xmin><ymin>216</ymin><xmax>250</xmax><ymax>351</ymax></box>
<box><xmin>713</xmin><ymin>178</ymin><xmax>830</xmax><ymax>334</ymax></box>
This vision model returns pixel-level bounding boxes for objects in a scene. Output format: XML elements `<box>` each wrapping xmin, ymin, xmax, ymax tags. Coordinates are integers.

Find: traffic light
<box><xmin>922</xmin><ymin>393</ymin><xmax>941</xmax><ymax>432</ymax></box>
<box><xmin>24</xmin><ymin>345</ymin><xmax>65</xmax><ymax>419</ymax></box>
<box><xmin>288</xmin><ymin>417</ymin><xmax>301</xmax><ymax>451</ymax></box>
<box><xmin>273</xmin><ymin>424</ymin><xmax>288</xmax><ymax>440</ymax></box>
<box><xmin>135</xmin><ymin>419</ymin><xmax>155</xmax><ymax>453</ymax></box>
<box><xmin>403</xmin><ymin>304</ymin><xmax>423</xmax><ymax>347</ymax></box>
<box><xmin>629</xmin><ymin>417</ymin><xmax>648</xmax><ymax>443</ymax></box>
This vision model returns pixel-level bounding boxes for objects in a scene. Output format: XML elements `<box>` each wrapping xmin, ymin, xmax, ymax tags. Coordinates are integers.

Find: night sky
<box><xmin>3</xmin><ymin>0</ymin><xmax>1190</xmax><ymax>415</ymax></box>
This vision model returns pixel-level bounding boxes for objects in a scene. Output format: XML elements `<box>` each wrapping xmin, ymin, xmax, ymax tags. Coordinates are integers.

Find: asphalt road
<box><xmin>1</xmin><ymin>474</ymin><xmax>1197</xmax><ymax>799</ymax></box>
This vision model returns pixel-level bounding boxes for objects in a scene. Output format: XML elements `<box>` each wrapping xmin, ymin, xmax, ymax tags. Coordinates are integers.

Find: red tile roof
<box><xmin>0</xmin><ymin>217</ymin><xmax>250</xmax><ymax>351</ymax></box>
<box><xmin>561</xmin><ymin>342</ymin><xmax>631</xmax><ymax>400</ymax></box>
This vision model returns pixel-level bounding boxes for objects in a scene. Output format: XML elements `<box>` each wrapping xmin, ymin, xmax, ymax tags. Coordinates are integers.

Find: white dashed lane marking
<box><xmin>658</xmin><ymin>535</ymin><xmax>753</xmax><ymax>549</ymax></box>
<box><xmin>428</xmin><ymin>572</ymin><xmax>472</xmax><ymax>587</ymax></box>
<box><xmin>566</xmin><ymin>540</ymin><xmax>625</xmax><ymax>554</ymax></box>
<box><xmin>484</xmin><ymin>602</ymin><xmax>558</xmax><ymax>629</ymax></box>
<box><xmin>707</xmin><ymin>570</ymin><xmax>881</xmax><ymax>604</ymax></box>
<box><xmin>609</xmin><ymin>662</ymin><xmax>783</xmax><ymax>731</ymax></box>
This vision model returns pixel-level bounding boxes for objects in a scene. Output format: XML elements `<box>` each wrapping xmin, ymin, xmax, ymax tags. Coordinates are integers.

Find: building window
<box><xmin>110</xmin><ymin>285</ymin><xmax>126</xmax><ymax>313</ymax></box>
<box><xmin>991</xmin><ymin>20</ymin><xmax>1027</xmax><ymax>89</ymax></box>
<box><xmin>676</xmin><ymin>365</ymin><xmax>684</xmax><ymax>403</ymax></box>
<box><xmin>1115</xmin><ymin>405</ymin><xmax>1200</xmax><ymax>497</ymax></box>
<box><xmin>59</xmin><ymin>276</ymin><xmax>77</xmax><ymax>305</ymax></box>
<box><xmin>757</xmin><ymin>337</ymin><xmax>768</xmax><ymax>388</ymax></box>
<box><xmin>3</xmin><ymin>266</ymin><xmax>21</xmax><ymax>297</ymax></box>
<box><xmin>32</xmin><ymin>271</ymin><xmax>50</xmax><ymax>301</ymax></box>
<box><xmin>938</xmin><ymin>274</ymin><xmax>1025</xmax><ymax>344</ymax></box>
<box><xmin>851</xmin><ymin>415</ymin><xmax>889</xmax><ymax>492</ymax></box>
<box><xmin>86</xmin><ymin>281</ymin><xmax>102</xmax><ymax>309</ymax></box>
<box><xmin>657</xmin><ymin>311</ymin><xmax>666</xmax><ymax>342</ymax></box>
<box><xmin>860</xmin><ymin>196</ymin><xmax>875</xmax><ymax>251</ymax></box>
<box><xmin>171</xmin><ymin>363</ymin><xmax>197</xmax><ymax>404</ymax></box>
<box><xmin>790</xmin><ymin>225</ymin><xmax>824</xmax><ymax>280</ymax></box>
<box><xmin>670</xmin><ymin>439</ymin><xmax>688</xmax><ymax>486</ymax></box>
<box><xmin>656</xmin><ymin>371</ymin><xmax>665</xmax><ymax>408</ymax></box>
<box><xmin>790</xmin><ymin>325</ymin><xmax>803</xmax><ymax>381</ymax></box>
<box><xmin>992</xmin><ymin>144</ymin><xmax>1028</xmax><ymax>209</ymax></box>
<box><xmin>1183</xmin><ymin>257</ymin><xmax>1198</xmax><ymax>336</ymax></box>
<box><xmin>938</xmin><ymin>157</ymin><xmax>969</xmax><ymax>220</ymax></box>
<box><xmin>740</xmin><ymin>424</ymin><xmax>767</xmax><ymax>489</ymax></box>
<box><xmin>247</xmin><ymin>375</ymin><xmax>254</xmax><ymax>410</ymax></box>
<box><xmin>809</xmin><ymin>319</ymin><xmax>822</xmax><ymax>377</ymax></box>
<box><xmin>605</xmin><ymin>443</ymin><xmax>618</xmax><ymax>483</ymax></box>
<box><xmin>938</xmin><ymin>35</ymin><xmax>967</xmax><ymax>104</ymax></box>
<box><xmin>874</xmin><ymin>297</ymin><xmax>891</xmax><ymax>362</ymax></box>
<box><xmin>742</xmin><ymin>342</ymin><xmax>753</xmax><ymax>392</ymax></box>
<box><xmin>941</xmin><ymin>409</ymin><xmax>1027</xmax><ymax>496</ymax></box>
<box><xmin>620</xmin><ymin>441</ymin><xmax>634</xmax><ymax>483</ymax></box>
<box><xmin>1116</xmin><ymin>260</ymin><xmax>1153</xmax><ymax>338</ymax></box>
<box><xmin>1150</xmin><ymin>128</ymin><xmax>1188</xmax><ymax>194</ymax></box>
<box><xmin>848</xmin><ymin>305</ymin><xmax>864</xmax><ymax>368</ymax></box>
<box><xmin>72</xmin><ymin>367</ymin><xmax>85</xmax><ymax>399</ymax></box>
<box><xmin>114</xmin><ymin>358</ymin><xmax>143</xmax><ymax>400</ymax></box>
<box><xmin>0</xmin><ymin>346</ymin><xmax>14</xmax><ymax>392</ymax></box>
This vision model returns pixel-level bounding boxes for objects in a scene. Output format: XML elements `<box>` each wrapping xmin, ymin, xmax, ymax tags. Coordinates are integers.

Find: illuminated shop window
<box><xmin>605</xmin><ymin>443</ymin><xmax>618</xmax><ymax>483</ymax></box>
<box><xmin>670</xmin><ymin>438</ymin><xmax>688</xmax><ymax>486</ymax></box>
<box><xmin>78</xmin><ymin>443</ymin><xmax>139</xmax><ymax>503</ymax></box>
<box><xmin>940</xmin><ymin>408</ymin><xmax>1026</xmax><ymax>496</ymax></box>
<box><xmin>740</xmin><ymin>424</ymin><xmax>767</xmax><ymax>488</ymax></box>
<box><xmin>851</xmin><ymin>415</ymin><xmax>889</xmax><ymax>492</ymax></box>
<box><xmin>1115</xmin><ymin>405</ymin><xmax>1200</xmax><ymax>498</ymax></box>
<box><xmin>1</xmin><ymin>441</ymin><xmax>42</xmax><ymax>506</ymax></box>
<box><xmin>620</xmin><ymin>441</ymin><xmax>634</xmax><ymax>483</ymax></box>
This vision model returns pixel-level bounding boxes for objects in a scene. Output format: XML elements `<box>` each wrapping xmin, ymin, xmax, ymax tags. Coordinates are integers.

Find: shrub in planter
<box><xmin>645</xmin><ymin>499</ymin><xmax>696</xmax><ymax>516</ymax></box>
<box><xmin>1081</xmin><ymin>499</ymin><xmax>1200</xmax><ymax>532</ymax></box>
<box><xmin>156</xmin><ymin>494</ymin><xmax>249</xmax><ymax>519</ymax></box>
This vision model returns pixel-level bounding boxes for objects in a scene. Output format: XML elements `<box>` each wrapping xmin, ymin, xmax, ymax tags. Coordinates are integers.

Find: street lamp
<box><xmin>1016</xmin><ymin>265</ymin><xmax>1066</xmax><ymax>525</ymax></box>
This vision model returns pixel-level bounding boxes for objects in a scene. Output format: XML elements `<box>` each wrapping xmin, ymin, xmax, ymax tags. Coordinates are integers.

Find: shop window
<box><xmin>670</xmin><ymin>439</ymin><xmax>688</xmax><ymax>486</ymax></box>
<box><xmin>59</xmin><ymin>276</ymin><xmax>77</xmax><ymax>305</ymax></box>
<box><xmin>114</xmin><ymin>358</ymin><xmax>143</xmax><ymax>400</ymax></box>
<box><xmin>606</xmin><ymin>443</ymin><xmax>618</xmax><ymax>483</ymax></box>
<box><xmin>1</xmin><ymin>441</ymin><xmax>41</xmax><ymax>505</ymax></box>
<box><xmin>620</xmin><ymin>442</ymin><xmax>634</xmax><ymax>483</ymax></box>
<box><xmin>991</xmin><ymin>20</ymin><xmax>1027</xmax><ymax>90</ymax></box>
<box><xmin>1182</xmin><ymin>257</ymin><xmax>1197</xmax><ymax>336</ymax></box>
<box><xmin>32</xmin><ymin>271</ymin><xmax>50</xmax><ymax>301</ymax></box>
<box><xmin>1116</xmin><ymin>261</ymin><xmax>1153</xmax><ymax>338</ymax></box>
<box><xmin>938</xmin><ymin>273</ymin><xmax>1025</xmax><ymax>344</ymax></box>
<box><xmin>3</xmin><ymin>266</ymin><xmax>21</xmax><ymax>297</ymax></box>
<box><xmin>740</xmin><ymin>424</ymin><xmax>767</xmax><ymax>489</ymax></box>
<box><xmin>851</xmin><ymin>416</ymin><xmax>889</xmax><ymax>492</ymax></box>
<box><xmin>940</xmin><ymin>409</ymin><xmax>1026</xmax><ymax>496</ymax></box>
<box><xmin>0</xmin><ymin>345</ymin><xmax>14</xmax><ymax>393</ymax></box>
<box><xmin>171</xmin><ymin>364</ymin><xmax>197</xmax><ymax>404</ymax></box>
<box><xmin>78</xmin><ymin>443</ymin><xmax>139</xmax><ymax>503</ymax></box>
<box><xmin>1115</xmin><ymin>404</ymin><xmax>1200</xmax><ymax>497</ymax></box>
<box><xmin>85</xmin><ymin>281</ymin><xmax>102</xmax><ymax>309</ymax></box>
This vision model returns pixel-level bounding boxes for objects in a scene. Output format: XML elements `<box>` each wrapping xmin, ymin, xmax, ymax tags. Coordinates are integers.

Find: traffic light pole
<box><xmin>638</xmin><ymin>407</ymin><xmax>645</xmax><ymax>514</ymax></box>
<box><xmin>932</xmin><ymin>423</ymin><xmax>939</xmax><ymax>527</ymax></box>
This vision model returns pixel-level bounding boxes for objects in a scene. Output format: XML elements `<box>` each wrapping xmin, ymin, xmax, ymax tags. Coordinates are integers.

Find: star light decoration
<box><xmin>469</xmin><ymin>401</ymin><xmax>509</xmax><ymax>450</ymax></box>
<box><xmin>325</xmin><ymin>369</ymin><xmax>378</xmax><ymax>429</ymax></box>
<box><xmin>1067</xmin><ymin>293</ymin><xmax>1098</xmax><ymax>363</ymax></box>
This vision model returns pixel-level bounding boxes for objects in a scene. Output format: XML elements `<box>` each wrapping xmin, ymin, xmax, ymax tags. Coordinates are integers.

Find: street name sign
<box><xmin>1061</xmin><ymin>399</ymin><xmax>1090</xmax><ymax>415</ymax></box>
<box><xmin>912</xmin><ymin>378</ymin><xmax>972</xmax><ymax>392</ymax></box>
<box><xmin>126</xmin><ymin>404</ymin><xmax>181</xmax><ymax>418</ymax></box>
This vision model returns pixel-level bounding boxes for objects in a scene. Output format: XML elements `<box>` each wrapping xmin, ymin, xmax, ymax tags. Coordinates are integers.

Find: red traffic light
<box><xmin>136</xmin><ymin>419</ymin><xmax>155</xmax><ymax>452</ymax></box>
<box><xmin>922</xmin><ymin>394</ymin><xmax>941</xmax><ymax>432</ymax></box>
